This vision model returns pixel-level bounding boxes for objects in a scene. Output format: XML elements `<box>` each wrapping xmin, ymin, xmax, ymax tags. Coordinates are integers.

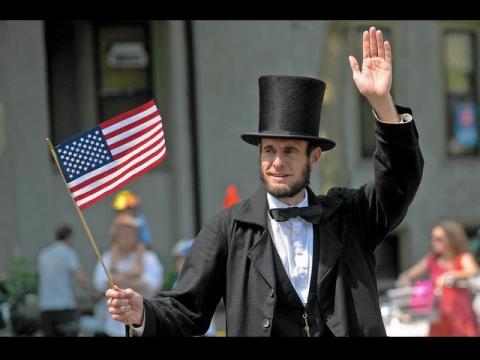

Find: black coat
<box><xmin>142</xmin><ymin>111</ymin><xmax>424</xmax><ymax>337</ymax></box>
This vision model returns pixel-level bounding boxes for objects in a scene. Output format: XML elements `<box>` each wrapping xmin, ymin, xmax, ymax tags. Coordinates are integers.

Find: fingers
<box><xmin>363</xmin><ymin>27</ymin><xmax>389</xmax><ymax>61</ymax></box>
<box><xmin>369</xmin><ymin>27</ymin><xmax>377</xmax><ymax>58</ymax></box>
<box><xmin>111</xmin><ymin>309</ymin><xmax>136</xmax><ymax>323</ymax></box>
<box><xmin>349</xmin><ymin>56</ymin><xmax>361</xmax><ymax>76</ymax></box>
<box><xmin>105</xmin><ymin>286</ymin><xmax>134</xmax><ymax>299</ymax></box>
<box><xmin>385</xmin><ymin>40</ymin><xmax>392</xmax><ymax>65</ymax></box>
<box><xmin>362</xmin><ymin>31</ymin><xmax>370</xmax><ymax>59</ymax></box>
<box><xmin>376</xmin><ymin>30</ymin><xmax>385</xmax><ymax>59</ymax></box>
<box><xmin>107</xmin><ymin>298</ymin><xmax>130</xmax><ymax>307</ymax></box>
<box><xmin>108</xmin><ymin>304</ymin><xmax>132</xmax><ymax>316</ymax></box>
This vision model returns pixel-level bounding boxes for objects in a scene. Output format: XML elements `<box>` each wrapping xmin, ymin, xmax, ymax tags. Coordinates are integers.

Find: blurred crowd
<box><xmin>0</xmin><ymin>189</ymin><xmax>229</xmax><ymax>337</ymax></box>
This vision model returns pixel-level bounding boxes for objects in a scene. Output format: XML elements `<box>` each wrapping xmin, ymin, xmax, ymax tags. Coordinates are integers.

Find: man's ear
<box><xmin>310</xmin><ymin>147</ymin><xmax>322</xmax><ymax>167</ymax></box>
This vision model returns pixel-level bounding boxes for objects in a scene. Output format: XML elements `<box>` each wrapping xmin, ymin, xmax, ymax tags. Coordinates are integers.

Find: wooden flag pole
<box><xmin>46</xmin><ymin>138</ymin><xmax>115</xmax><ymax>289</ymax></box>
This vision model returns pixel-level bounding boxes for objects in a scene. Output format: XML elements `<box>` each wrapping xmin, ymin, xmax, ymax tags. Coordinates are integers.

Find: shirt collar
<box><xmin>266</xmin><ymin>189</ymin><xmax>309</xmax><ymax>211</ymax></box>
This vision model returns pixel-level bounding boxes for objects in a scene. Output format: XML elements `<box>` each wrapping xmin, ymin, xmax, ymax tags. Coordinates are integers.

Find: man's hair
<box><xmin>307</xmin><ymin>142</ymin><xmax>321</xmax><ymax>156</ymax></box>
<box><xmin>55</xmin><ymin>224</ymin><xmax>73</xmax><ymax>241</ymax></box>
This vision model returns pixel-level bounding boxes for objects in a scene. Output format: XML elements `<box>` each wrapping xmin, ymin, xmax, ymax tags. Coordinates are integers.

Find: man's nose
<box><xmin>272</xmin><ymin>154</ymin><xmax>285</xmax><ymax>168</ymax></box>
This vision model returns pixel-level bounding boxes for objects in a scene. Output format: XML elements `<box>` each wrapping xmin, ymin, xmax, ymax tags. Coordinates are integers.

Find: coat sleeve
<box><xmin>140</xmin><ymin>211</ymin><xmax>229</xmax><ymax>336</ymax></box>
<box><xmin>331</xmin><ymin>105</ymin><xmax>424</xmax><ymax>253</ymax></box>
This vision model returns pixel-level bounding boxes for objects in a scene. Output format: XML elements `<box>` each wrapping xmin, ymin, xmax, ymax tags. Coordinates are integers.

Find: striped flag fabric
<box><xmin>54</xmin><ymin>100</ymin><xmax>167</xmax><ymax>209</ymax></box>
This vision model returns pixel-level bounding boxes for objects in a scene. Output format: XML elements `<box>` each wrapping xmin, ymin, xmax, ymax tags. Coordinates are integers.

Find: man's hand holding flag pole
<box><xmin>46</xmin><ymin>100</ymin><xmax>167</xmax><ymax>333</ymax></box>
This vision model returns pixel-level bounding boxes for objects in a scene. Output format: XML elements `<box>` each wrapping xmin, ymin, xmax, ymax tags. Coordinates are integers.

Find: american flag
<box><xmin>54</xmin><ymin>100</ymin><xmax>167</xmax><ymax>210</ymax></box>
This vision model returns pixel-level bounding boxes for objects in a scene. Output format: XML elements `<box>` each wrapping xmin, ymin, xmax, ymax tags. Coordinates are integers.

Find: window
<box><xmin>45</xmin><ymin>21</ymin><xmax>93</xmax><ymax>145</ymax></box>
<box><xmin>444</xmin><ymin>30</ymin><xmax>479</xmax><ymax>156</ymax></box>
<box><xmin>46</xmin><ymin>21</ymin><xmax>155</xmax><ymax>147</ymax></box>
<box><xmin>93</xmin><ymin>22</ymin><xmax>153</xmax><ymax>121</ymax></box>
<box><xmin>357</xmin><ymin>27</ymin><xmax>393</xmax><ymax>158</ymax></box>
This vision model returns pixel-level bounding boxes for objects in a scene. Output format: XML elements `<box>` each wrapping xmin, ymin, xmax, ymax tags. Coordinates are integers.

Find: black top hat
<box><xmin>241</xmin><ymin>75</ymin><xmax>336</xmax><ymax>151</ymax></box>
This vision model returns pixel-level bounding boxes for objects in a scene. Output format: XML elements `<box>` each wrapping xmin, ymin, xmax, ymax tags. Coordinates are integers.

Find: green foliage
<box><xmin>1</xmin><ymin>256</ymin><xmax>40</xmax><ymax>335</ymax></box>
<box><xmin>3</xmin><ymin>256</ymin><xmax>38</xmax><ymax>306</ymax></box>
<box><xmin>162</xmin><ymin>269</ymin><xmax>178</xmax><ymax>291</ymax></box>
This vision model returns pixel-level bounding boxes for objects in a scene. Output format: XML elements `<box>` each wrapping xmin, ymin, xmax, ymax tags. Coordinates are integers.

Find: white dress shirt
<box><xmin>267</xmin><ymin>190</ymin><xmax>313</xmax><ymax>305</ymax></box>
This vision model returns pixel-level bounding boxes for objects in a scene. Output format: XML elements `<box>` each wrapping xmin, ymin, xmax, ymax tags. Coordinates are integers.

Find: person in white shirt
<box><xmin>38</xmin><ymin>224</ymin><xmax>96</xmax><ymax>336</ymax></box>
<box><xmin>104</xmin><ymin>26</ymin><xmax>423</xmax><ymax>337</ymax></box>
<box><xmin>93</xmin><ymin>214</ymin><xmax>163</xmax><ymax>336</ymax></box>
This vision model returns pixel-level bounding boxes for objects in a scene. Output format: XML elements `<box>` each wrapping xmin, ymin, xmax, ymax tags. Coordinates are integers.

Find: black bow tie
<box><xmin>269</xmin><ymin>204</ymin><xmax>327</xmax><ymax>224</ymax></box>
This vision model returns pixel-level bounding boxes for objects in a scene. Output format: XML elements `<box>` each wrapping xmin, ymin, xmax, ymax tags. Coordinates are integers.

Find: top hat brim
<box><xmin>241</xmin><ymin>132</ymin><xmax>336</xmax><ymax>151</ymax></box>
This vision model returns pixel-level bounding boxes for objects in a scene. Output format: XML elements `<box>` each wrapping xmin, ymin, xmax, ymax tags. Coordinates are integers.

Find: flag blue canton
<box><xmin>55</xmin><ymin>126</ymin><xmax>114</xmax><ymax>182</ymax></box>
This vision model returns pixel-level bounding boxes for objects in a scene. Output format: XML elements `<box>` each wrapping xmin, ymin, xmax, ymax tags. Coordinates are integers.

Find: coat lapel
<box><xmin>235</xmin><ymin>186</ymin><xmax>276</xmax><ymax>289</ymax></box>
<box><xmin>247</xmin><ymin>229</ymin><xmax>276</xmax><ymax>289</ymax></box>
<box><xmin>304</xmin><ymin>188</ymin><xmax>344</xmax><ymax>287</ymax></box>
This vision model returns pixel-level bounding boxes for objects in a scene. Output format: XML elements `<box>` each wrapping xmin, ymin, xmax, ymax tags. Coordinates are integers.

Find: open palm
<box><xmin>349</xmin><ymin>27</ymin><xmax>392</xmax><ymax>100</ymax></box>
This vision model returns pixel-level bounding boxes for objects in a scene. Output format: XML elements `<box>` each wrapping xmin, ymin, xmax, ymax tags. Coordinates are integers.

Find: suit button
<box><xmin>269</xmin><ymin>289</ymin><xmax>274</xmax><ymax>298</ymax></box>
<box><xmin>262</xmin><ymin>319</ymin><xmax>270</xmax><ymax>328</ymax></box>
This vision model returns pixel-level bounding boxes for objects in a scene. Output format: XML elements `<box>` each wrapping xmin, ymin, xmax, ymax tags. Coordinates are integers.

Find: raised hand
<box><xmin>349</xmin><ymin>26</ymin><xmax>399</xmax><ymax>123</ymax></box>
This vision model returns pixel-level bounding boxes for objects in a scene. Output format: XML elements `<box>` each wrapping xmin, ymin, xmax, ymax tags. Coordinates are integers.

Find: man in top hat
<box><xmin>105</xmin><ymin>27</ymin><xmax>423</xmax><ymax>336</ymax></box>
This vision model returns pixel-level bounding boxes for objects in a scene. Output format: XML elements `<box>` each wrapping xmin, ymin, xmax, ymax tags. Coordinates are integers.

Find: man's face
<box><xmin>259</xmin><ymin>138</ymin><xmax>321</xmax><ymax>199</ymax></box>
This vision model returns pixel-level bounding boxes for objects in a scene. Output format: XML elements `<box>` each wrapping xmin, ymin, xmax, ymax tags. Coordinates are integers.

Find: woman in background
<box><xmin>93</xmin><ymin>214</ymin><xmax>163</xmax><ymax>336</ymax></box>
<box><xmin>399</xmin><ymin>220</ymin><xmax>479</xmax><ymax>336</ymax></box>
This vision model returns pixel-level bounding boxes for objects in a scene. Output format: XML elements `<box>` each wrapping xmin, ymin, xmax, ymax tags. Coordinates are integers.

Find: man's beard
<box><xmin>260</xmin><ymin>162</ymin><xmax>311</xmax><ymax>199</ymax></box>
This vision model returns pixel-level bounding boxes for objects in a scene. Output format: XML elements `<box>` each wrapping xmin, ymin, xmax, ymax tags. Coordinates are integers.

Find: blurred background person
<box><xmin>398</xmin><ymin>220</ymin><xmax>480</xmax><ymax>336</ymax></box>
<box><xmin>171</xmin><ymin>238</ymin><xmax>217</xmax><ymax>336</ymax></box>
<box><xmin>38</xmin><ymin>224</ymin><xmax>97</xmax><ymax>336</ymax></box>
<box><xmin>93</xmin><ymin>214</ymin><xmax>163</xmax><ymax>336</ymax></box>
<box><xmin>112</xmin><ymin>190</ymin><xmax>153</xmax><ymax>250</ymax></box>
